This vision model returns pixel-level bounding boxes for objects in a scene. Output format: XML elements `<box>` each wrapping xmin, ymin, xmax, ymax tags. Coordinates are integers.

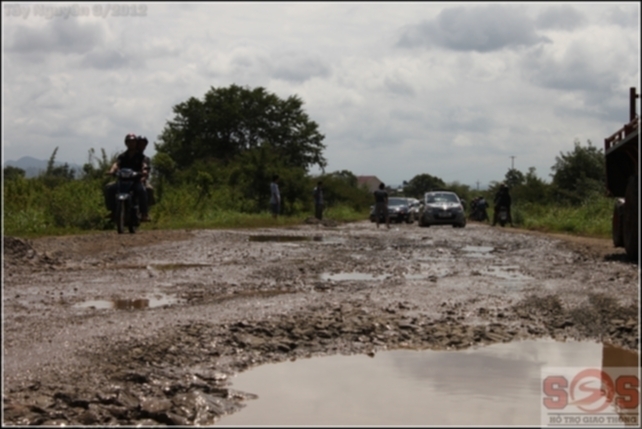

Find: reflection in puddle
<box><xmin>462</xmin><ymin>245</ymin><xmax>494</xmax><ymax>258</ymax></box>
<box><xmin>74</xmin><ymin>292</ymin><xmax>181</xmax><ymax>310</ymax></box>
<box><xmin>462</xmin><ymin>245</ymin><xmax>494</xmax><ymax>253</ymax></box>
<box><xmin>321</xmin><ymin>272</ymin><xmax>387</xmax><ymax>281</ymax></box>
<box><xmin>154</xmin><ymin>263</ymin><xmax>211</xmax><ymax>270</ymax></box>
<box><xmin>248</xmin><ymin>235</ymin><xmax>309</xmax><ymax>242</ymax></box>
<box><xmin>486</xmin><ymin>265</ymin><xmax>533</xmax><ymax>281</ymax></box>
<box><xmin>322</xmin><ymin>273</ymin><xmax>438</xmax><ymax>282</ymax></box>
<box><xmin>249</xmin><ymin>235</ymin><xmax>345</xmax><ymax>244</ymax></box>
<box><xmin>219</xmin><ymin>340</ymin><xmax>639</xmax><ymax>426</ymax></box>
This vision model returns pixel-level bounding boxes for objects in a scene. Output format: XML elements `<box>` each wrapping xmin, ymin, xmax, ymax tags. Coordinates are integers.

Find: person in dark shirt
<box><xmin>104</xmin><ymin>133</ymin><xmax>150</xmax><ymax>222</ymax></box>
<box><xmin>313</xmin><ymin>181</ymin><xmax>324</xmax><ymax>220</ymax></box>
<box><xmin>373</xmin><ymin>183</ymin><xmax>390</xmax><ymax>229</ymax></box>
<box><xmin>492</xmin><ymin>183</ymin><xmax>513</xmax><ymax>227</ymax></box>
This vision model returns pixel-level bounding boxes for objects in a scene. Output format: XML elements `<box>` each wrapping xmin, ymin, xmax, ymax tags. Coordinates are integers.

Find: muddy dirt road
<box><xmin>3</xmin><ymin>220</ymin><xmax>639</xmax><ymax>425</ymax></box>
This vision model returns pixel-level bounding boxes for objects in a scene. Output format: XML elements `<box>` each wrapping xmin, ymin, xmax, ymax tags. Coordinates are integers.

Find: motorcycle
<box><xmin>471</xmin><ymin>201</ymin><xmax>489</xmax><ymax>222</ymax></box>
<box><xmin>113</xmin><ymin>168</ymin><xmax>142</xmax><ymax>234</ymax></box>
<box><xmin>497</xmin><ymin>206</ymin><xmax>509</xmax><ymax>227</ymax></box>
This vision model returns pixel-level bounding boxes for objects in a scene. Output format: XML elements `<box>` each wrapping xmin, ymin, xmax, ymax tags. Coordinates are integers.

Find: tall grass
<box><xmin>507</xmin><ymin>197</ymin><xmax>612</xmax><ymax>238</ymax></box>
<box><xmin>4</xmin><ymin>174</ymin><xmax>613</xmax><ymax>240</ymax></box>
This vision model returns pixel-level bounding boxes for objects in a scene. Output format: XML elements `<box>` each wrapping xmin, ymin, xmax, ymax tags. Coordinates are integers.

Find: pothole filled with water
<box><xmin>321</xmin><ymin>272</ymin><xmax>441</xmax><ymax>282</ymax></box>
<box><xmin>320</xmin><ymin>272</ymin><xmax>388</xmax><ymax>281</ymax></box>
<box><xmin>248</xmin><ymin>235</ymin><xmax>346</xmax><ymax>244</ymax></box>
<box><xmin>485</xmin><ymin>265</ymin><xmax>533</xmax><ymax>281</ymax></box>
<box><xmin>154</xmin><ymin>263</ymin><xmax>212</xmax><ymax>270</ymax></box>
<box><xmin>462</xmin><ymin>245</ymin><xmax>495</xmax><ymax>258</ymax></box>
<box><xmin>74</xmin><ymin>292</ymin><xmax>182</xmax><ymax>310</ymax></box>
<box><xmin>218</xmin><ymin>340</ymin><xmax>639</xmax><ymax>426</ymax></box>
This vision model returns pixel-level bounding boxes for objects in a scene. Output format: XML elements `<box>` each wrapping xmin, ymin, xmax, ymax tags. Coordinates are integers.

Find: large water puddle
<box><xmin>462</xmin><ymin>245</ymin><xmax>495</xmax><ymax>258</ymax></box>
<box><xmin>321</xmin><ymin>271</ymin><xmax>443</xmax><ymax>282</ymax></box>
<box><xmin>486</xmin><ymin>265</ymin><xmax>533</xmax><ymax>281</ymax></box>
<box><xmin>248</xmin><ymin>235</ymin><xmax>344</xmax><ymax>243</ymax></box>
<box><xmin>218</xmin><ymin>340</ymin><xmax>639</xmax><ymax>426</ymax></box>
<box><xmin>74</xmin><ymin>291</ymin><xmax>182</xmax><ymax>310</ymax></box>
<box><xmin>321</xmin><ymin>272</ymin><xmax>388</xmax><ymax>281</ymax></box>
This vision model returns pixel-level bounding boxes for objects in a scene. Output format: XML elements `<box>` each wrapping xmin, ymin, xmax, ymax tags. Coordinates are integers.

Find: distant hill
<box><xmin>4</xmin><ymin>156</ymin><xmax>83</xmax><ymax>179</ymax></box>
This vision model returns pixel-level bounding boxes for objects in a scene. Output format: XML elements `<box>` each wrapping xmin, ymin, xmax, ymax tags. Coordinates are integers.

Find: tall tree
<box><xmin>404</xmin><ymin>173</ymin><xmax>446</xmax><ymax>199</ymax></box>
<box><xmin>504</xmin><ymin>168</ymin><xmax>525</xmax><ymax>189</ymax></box>
<box><xmin>156</xmin><ymin>84</ymin><xmax>327</xmax><ymax>171</ymax></box>
<box><xmin>551</xmin><ymin>139</ymin><xmax>605</xmax><ymax>203</ymax></box>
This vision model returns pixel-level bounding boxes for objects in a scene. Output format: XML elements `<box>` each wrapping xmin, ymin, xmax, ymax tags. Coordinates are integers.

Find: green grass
<box><xmin>4</xmin><ymin>172</ymin><xmax>612</xmax><ymax>240</ymax></box>
<box><xmin>498</xmin><ymin>198</ymin><xmax>612</xmax><ymax>239</ymax></box>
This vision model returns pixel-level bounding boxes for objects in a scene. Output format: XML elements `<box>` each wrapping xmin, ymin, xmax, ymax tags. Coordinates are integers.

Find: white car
<box><xmin>417</xmin><ymin>191</ymin><xmax>466</xmax><ymax>228</ymax></box>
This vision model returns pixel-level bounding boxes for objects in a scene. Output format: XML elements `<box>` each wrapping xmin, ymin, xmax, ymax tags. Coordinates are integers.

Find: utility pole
<box><xmin>476</xmin><ymin>181</ymin><xmax>480</xmax><ymax>190</ymax></box>
<box><xmin>510</xmin><ymin>156</ymin><xmax>515</xmax><ymax>170</ymax></box>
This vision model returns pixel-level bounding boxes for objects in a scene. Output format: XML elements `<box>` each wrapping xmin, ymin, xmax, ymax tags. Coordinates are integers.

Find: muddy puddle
<box><xmin>219</xmin><ymin>339</ymin><xmax>639</xmax><ymax>426</ymax></box>
<box><xmin>321</xmin><ymin>272</ymin><xmax>432</xmax><ymax>282</ymax></box>
<box><xmin>462</xmin><ymin>245</ymin><xmax>495</xmax><ymax>258</ymax></box>
<box><xmin>74</xmin><ymin>292</ymin><xmax>182</xmax><ymax>310</ymax></box>
<box><xmin>249</xmin><ymin>235</ymin><xmax>345</xmax><ymax>243</ymax></box>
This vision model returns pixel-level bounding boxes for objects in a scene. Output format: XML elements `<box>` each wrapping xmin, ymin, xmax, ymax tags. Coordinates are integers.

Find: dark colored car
<box><xmin>417</xmin><ymin>191</ymin><xmax>466</xmax><ymax>227</ymax></box>
<box><xmin>370</xmin><ymin>197</ymin><xmax>416</xmax><ymax>223</ymax></box>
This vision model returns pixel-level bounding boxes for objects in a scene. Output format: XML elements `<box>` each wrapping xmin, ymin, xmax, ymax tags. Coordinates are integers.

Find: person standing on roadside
<box><xmin>313</xmin><ymin>181</ymin><xmax>324</xmax><ymax>220</ymax></box>
<box><xmin>373</xmin><ymin>182</ymin><xmax>390</xmax><ymax>229</ymax></box>
<box><xmin>270</xmin><ymin>174</ymin><xmax>281</xmax><ymax>219</ymax></box>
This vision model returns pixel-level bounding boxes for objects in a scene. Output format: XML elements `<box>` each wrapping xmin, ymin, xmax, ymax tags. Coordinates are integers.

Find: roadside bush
<box><xmin>47</xmin><ymin>179</ymin><xmax>108</xmax><ymax>229</ymax></box>
<box><xmin>4</xmin><ymin>207</ymin><xmax>51</xmax><ymax>235</ymax></box>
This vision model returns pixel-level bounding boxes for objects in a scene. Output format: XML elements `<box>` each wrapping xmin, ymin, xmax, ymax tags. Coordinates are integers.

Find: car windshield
<box><xmin>388</xmin><ymin>198</ymin><xmax>407</xmax><ymax>206</ymax></box>
<box><xmin>425</xmin><ymin>193</ymin><xmax>459</xmax><ymax>204</ymax></box>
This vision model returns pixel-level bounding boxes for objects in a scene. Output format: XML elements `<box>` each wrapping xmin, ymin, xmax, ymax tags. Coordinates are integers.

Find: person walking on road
<box><xmin>313</xmin><ymin>181</ymin><xmax>324</xmax><ymax>220</ymax></box>
<box><xmin>270</xmin><ymin>174</ymin><xmax>281</xmax><ymax>219</ymax></box>
<box><xmin>374</xmin><ymin>183</ymin><xmax>390</xmax><ymax>229</ymax></box>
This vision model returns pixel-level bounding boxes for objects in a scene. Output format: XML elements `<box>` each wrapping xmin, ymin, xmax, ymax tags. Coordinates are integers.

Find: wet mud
<box><xmin>2</xmin><ymin>221</ymin><xmax>639</xmax><ymax>425</ymax></box>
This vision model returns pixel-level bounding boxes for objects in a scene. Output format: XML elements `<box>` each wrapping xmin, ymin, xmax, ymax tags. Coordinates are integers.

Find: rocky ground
<box><xmin>2</xmin><ymin>219</ymin><xmax>639</xmax><ymax>425</ymax></box>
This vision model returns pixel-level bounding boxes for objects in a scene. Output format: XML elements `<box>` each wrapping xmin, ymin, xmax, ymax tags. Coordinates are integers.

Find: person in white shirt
<box><xmin>270</xmin><ymin>174</ymin><xmax>281</xmax><ymax>219</ymax></box>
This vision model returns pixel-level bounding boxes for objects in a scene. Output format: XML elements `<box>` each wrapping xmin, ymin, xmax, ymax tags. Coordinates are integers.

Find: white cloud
<box><xmin>2</xmin><ymin>2</ymin><xmax>640</xmax><ymax>189</ymax></box>
<box><xmin>397</xmin><ymin>4</ymin><xmax>550</xmax><ymax>52</ymax></box>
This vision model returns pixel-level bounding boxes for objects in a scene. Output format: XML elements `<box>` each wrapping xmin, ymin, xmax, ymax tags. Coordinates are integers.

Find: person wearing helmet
<box><xmin>104</xmin><ymin>133</ymin><xmax>150</xmax><ymax>222</ymax></box>
<box><xmin>136</xmin><ymin>136</ymin><xmax>155</xmax><ymax>207</ymax></box>
<box><xmin>492</xmin><ymin>183</ymin><xmax>513</xmax><ymax>227</ymax></box>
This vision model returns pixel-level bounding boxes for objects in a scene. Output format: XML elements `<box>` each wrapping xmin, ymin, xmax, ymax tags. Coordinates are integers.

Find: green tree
<box><xmin>551</xmin><ymin>139</ymin><xmax>605</xmax><ymax>204</ymax></box>
<box><xmin>3</xmin><ymin>166</ymin><xmax>26</xmax><ymax>181</ymax></box>
<box><xmin>504</xmin><ymin>168</ymin><xmax>525</xmax><ymax>189</ymax></box>
<box><xmin>228</xmin><ymin>144</ymin><xmax>287</xmax><ymax>213</ymax></box>
<box><xmin>512</xmin><ymin>167</ymin><xmax>551</xmax><ymax>203</ymax></box>
<box><xmin>81</xmin><ymin>148</ymin><xmax>118</xmax><ymax>182</ymax></box>
<box><xmin>317</xmin><ymin>170</ymin><xmax>372</xmax><ymax>212</ymax></box>
<box><xmin>41</xmin><ymin>147</ymin><xmax>75</xmax><ymax>188</ymax></box>
<box><xmin>404</xmin><ymin>173</ymin><xmax>446</xmax><ymax>199</ymax></box>
<box><xmin>156</xmin><ymin>84</ymin><xmax>327</xmax><ymax>171</ymax></box>
<box><xmin>327</xmin><ymin>170</ymin><xmax>358</xmax><ymax>188</ymax></box>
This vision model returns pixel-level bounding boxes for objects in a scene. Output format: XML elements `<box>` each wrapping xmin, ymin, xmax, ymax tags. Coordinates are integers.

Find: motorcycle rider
<box><xmin>136</xmin><ymin>136</ymin><xmax>155</xmax><ymax>207</ymax></box>
<box><xmin>104</xmin><ymin>133</ymin><xmax>150</xmax><ymax>222</ymax></box>
<box><xmin>474</xmin><ymin>196</ymin><xmax>489</xmax><ymax>222</ymax></box>
<box><xmin>492</xmin><ymin>183</ymin><xmax>513</xmax><ymax>227</ymax></box>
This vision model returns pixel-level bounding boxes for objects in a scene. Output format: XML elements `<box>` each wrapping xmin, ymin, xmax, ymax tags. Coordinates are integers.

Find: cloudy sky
<box><xmin>2</xmin><ymin>2</ymin><xmax>640</xmax><ymax>188</ymax></box>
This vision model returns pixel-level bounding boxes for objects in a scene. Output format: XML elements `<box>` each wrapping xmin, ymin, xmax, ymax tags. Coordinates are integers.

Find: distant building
<box><xmin>356</xmin><ymin>175</ymin><xmax>383</xmax><ymax>193</ymax></box>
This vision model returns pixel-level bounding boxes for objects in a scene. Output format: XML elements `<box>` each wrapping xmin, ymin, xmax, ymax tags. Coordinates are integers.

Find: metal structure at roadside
<box><xmin>604</xmin><ymin>87</ymin><xmax>640</xmax><ymax>259</ymax></box>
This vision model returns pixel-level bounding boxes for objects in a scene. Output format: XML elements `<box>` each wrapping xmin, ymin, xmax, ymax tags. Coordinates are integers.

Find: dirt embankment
<box><xmin>2</xmin><ymin>222</ymin><xmax>638</xmax><ymax>425</ymax></box>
